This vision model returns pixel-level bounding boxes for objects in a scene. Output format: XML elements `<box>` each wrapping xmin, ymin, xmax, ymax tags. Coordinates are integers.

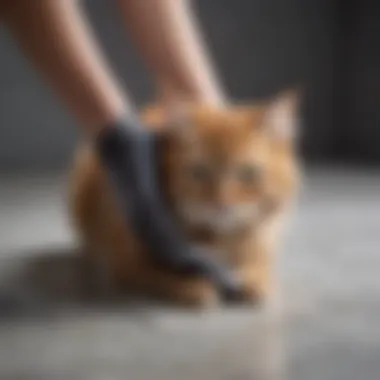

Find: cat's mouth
<box><xmin>177</xmin><ymin>202</ymin><xmax>265</xmax><ymax>233</ymax></box>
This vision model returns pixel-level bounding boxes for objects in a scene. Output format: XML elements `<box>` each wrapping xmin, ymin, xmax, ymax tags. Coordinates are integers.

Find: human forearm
<box><xmin>117</xmin><ymin>0</ymin><xmax>225</xmax><ymax>105</ymax></box>
<box><xmin>4</xmin><ymin>0</ymin><xmax>129</xmax><ymax>135</ymax></box>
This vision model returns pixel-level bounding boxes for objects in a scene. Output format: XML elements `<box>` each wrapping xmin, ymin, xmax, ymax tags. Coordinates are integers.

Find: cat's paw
<box><xmin>239</xmin><ymin>281</ymin><xmax>271</xmax><ymax>306</ymax></box>
<box><xmin>175</xmin><ymin>280</ymin><xmax>220</xmax><ymax>309</ymax></box>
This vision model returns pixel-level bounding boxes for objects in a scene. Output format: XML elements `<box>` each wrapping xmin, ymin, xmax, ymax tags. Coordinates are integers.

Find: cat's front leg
<box><xmin>234</xmin><ymin>214</ymin><xmax>286</xmax><ymax>306</ymax></box>
<box><xmin>233</xmin><ymin>233</ymin><xmax>278</xmax><ymax>305</ymax></box>
<box><xmin>236</xmin><ymin>262</ymin><xmax>274</xmax><ymax>305</ymax></box>
<box><xmin>130</xmin><ymin>263</ymin><xmax>220</xmax><ymax>308</ymax></box>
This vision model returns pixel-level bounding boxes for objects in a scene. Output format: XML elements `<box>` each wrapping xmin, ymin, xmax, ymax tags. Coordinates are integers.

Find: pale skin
<box><xmin>118</xmin><ymin>0</ymin><xmax>225</xmax><ymax>106</ymax></box>
<box><xmin>1</xmin><ymin>0</ymin><xmax>225</xmax><ymax>135</ymax></box>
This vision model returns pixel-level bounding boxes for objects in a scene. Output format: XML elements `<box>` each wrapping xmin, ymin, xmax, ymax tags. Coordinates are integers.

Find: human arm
<box><xmin>117</xmin><ymin>0</ymin><xmax>226</xmax><ymax>106</ymax></box>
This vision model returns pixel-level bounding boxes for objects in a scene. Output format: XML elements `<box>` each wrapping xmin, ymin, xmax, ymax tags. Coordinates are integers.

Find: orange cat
<box><xmin>69</xmin><ymin>92</ymin><xmax>300</xmax><ymax>307</ymax></box>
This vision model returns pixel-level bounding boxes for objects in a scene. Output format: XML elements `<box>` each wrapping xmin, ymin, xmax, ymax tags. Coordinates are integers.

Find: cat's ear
<box><xmin>262</xmin><ymin>88</ymin><xmax>301</xmax><ymax>142</ymax></box>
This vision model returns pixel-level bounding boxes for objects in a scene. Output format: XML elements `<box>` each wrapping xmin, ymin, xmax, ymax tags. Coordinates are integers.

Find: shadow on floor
<box><xmin>0</xmin><ymin>246</ymin><xmax>152</xmax><ymax>319</ymax></box>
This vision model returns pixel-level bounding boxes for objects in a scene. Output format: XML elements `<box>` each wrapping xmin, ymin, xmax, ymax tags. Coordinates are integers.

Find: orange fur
<box><xmin>69</xmin><ymin>94</ymin><xmax>300</xmax><ymax>307</ymax></box>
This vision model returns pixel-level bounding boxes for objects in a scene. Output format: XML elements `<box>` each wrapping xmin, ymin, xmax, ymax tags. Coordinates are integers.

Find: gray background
<box><xmin>0</xmin><ymin>0</ymin><xmax>379</xmax><ymax>171</ymax></box>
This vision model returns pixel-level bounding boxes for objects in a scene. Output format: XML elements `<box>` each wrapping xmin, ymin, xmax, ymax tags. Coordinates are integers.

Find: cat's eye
<box><xmin>187</xmin><ymin>163</ymin><xmax>212</xmax><ymax>182</ymax></box>
<box><xmin>236</xmin><ymin>164</ymin><xmax>262</xmax><ymax>184</ymax></box>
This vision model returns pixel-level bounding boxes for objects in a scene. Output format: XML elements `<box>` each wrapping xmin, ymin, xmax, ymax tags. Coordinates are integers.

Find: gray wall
<box><xmin>0</xmin><ymin>0</ymin><xmax>378</xmax><ymax>171</ymax></box>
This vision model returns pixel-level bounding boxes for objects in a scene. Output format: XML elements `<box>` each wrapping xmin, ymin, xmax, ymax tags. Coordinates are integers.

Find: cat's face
<box><xmin>162</xmin><ymin>92</ymin><xmax>300</xmax><ymax>233</ymax></box>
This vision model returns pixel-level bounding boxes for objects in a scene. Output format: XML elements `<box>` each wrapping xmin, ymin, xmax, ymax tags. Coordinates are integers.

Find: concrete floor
<box><xmin>0</xmin><ymin>169</ymin><xmax>380</xmax><ymax>380</ymax></box>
